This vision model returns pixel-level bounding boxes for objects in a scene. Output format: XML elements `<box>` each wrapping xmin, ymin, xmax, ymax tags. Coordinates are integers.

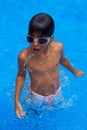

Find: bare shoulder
<box><xmin>18</xmin><ymin>48</ymin><xmax>30</xmax><ymax>62</ymax></box>
<box><xmin>52</xmin><ymin>41</ymin><xmax>63</xmax><ymax>52</ymax></box>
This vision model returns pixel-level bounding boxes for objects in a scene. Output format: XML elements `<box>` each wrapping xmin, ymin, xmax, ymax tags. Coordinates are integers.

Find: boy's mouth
<box><xmin>33</xmin><ymin>48</ymin><xmax>40</xmax><ymax>51</ymax></box>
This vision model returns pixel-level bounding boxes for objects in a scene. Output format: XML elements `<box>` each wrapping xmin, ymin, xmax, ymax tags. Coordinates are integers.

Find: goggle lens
<box><xmin>38</xmin><ymin>38</ymin><xmax>48</xmax><ymax>44</ymax></box>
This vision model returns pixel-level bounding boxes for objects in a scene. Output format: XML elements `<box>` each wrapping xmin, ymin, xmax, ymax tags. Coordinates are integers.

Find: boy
<box><xmin>15</xmin><ymin>13</ymin><xmax>83</xmax><ymax>118</ymax></box>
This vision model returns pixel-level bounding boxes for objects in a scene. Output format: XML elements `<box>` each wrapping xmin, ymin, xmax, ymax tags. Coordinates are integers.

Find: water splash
<box><xmin>59</xmin><ymin>94</ymin><xmax>78</xmax><ymax>109</ymax></box>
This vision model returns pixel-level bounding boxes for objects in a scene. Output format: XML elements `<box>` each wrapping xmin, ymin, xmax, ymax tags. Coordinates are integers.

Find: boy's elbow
<box><xmin>17</xmin><ymin>72</ymin><xmax>26</xmax><ymax>79</ymax></box>
<box><xmin>59</xmin><ymin>57</ymin><xmax>67</xmax><ymax>66</ymax></box>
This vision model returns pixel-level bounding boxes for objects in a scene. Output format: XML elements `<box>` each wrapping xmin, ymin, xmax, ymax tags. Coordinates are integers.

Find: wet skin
<box><xmin>15</xmin><ymin>35</ymin><xmax>84</xmax><ymax>118</ymax></box>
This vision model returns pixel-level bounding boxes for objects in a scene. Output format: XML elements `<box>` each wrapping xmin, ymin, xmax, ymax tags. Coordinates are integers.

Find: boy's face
<box><xmin>27</xmin><ymin>33</ymin><xmax>53</xmax><ymax>54</ymax></box>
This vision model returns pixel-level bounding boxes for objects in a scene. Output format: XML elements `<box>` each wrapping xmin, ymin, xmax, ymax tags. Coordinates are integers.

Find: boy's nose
<box><xmin>33</xmin><ymin>39</ymin><xmax>39</xmax><ymax>46</ymax></box>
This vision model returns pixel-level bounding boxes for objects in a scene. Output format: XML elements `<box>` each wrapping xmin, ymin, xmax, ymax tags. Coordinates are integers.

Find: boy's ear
<box><xmin>50</xmin><ymin>35</ymin><xmax>54</xmax><ymax>42</ymax></box>
<box><xmin>51</xmin><ymin>35</ymin><xmax>54</xmax><ymax>39</ymax></box>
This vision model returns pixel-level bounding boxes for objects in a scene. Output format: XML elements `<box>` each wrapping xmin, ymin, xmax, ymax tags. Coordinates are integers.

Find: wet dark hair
<box><xmin>28</xmin><ymin>13</ymin><xmax>54</xmax><ymax>37</ymax></box>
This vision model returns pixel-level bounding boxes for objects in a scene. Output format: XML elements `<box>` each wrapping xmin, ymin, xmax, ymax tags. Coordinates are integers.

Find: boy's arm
<box><xmin>59</xmin><ymin>50</ymin><xmax>84</xmax><ymax>76</ymax></box>
<box><xmin>15</xmin><ymin>54</ymin><xmax>26</xmax><ymax>118</ymax></box>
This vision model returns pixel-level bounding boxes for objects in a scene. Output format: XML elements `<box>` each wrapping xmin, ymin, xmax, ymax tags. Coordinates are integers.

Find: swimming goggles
<box><xmin>27</xmin><ymin>35</ymin><xmax>51</xmax><ymax>45</ymax></box>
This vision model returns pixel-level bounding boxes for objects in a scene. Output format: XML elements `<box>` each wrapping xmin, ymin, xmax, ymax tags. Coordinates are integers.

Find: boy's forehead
<box><xmin>31</xmin><ymin>31</ymin><xmax>47</xmax><ymax>37</ymax></box>
<box><xmin>32</xmin><ymin>31</ymin><xmax>40</xmax><ymax>37</ymax></box>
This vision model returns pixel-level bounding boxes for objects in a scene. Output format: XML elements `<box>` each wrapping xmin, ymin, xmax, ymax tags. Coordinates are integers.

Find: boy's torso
<box><xmin>22</xmin><ymin>42</ymin><xmax>62</xmax><ymax>96</ymax></box>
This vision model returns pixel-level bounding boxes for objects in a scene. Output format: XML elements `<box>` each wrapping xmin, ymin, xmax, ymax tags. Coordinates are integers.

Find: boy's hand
<box><xmin>74</xmin><ymin>70</ymin><xmax>84</xmax><ymax>77</ymax></box>
<box><xmin>15</xmin><ymin>101</ymin><xmax>26</xmax><ymax>118</ymax></box>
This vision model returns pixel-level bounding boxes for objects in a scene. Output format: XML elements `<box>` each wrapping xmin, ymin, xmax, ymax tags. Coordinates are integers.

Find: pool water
<box><xmin>0</xmin><ymin>0</ymin><xmax>87</xmax><ymax>130</ymax></box>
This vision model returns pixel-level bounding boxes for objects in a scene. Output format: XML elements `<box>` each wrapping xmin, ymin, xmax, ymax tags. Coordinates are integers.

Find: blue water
<box><xmin>0</xmin><ymin>0</ymin><xmax>87</xmax><ymax>130</ymax></box>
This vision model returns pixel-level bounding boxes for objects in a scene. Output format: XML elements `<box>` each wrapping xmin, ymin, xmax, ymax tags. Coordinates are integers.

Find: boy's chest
<box><xmin>26</xmin><ymin>52</ymin><xmax>60</xmax><ymax>71</ymax></box>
